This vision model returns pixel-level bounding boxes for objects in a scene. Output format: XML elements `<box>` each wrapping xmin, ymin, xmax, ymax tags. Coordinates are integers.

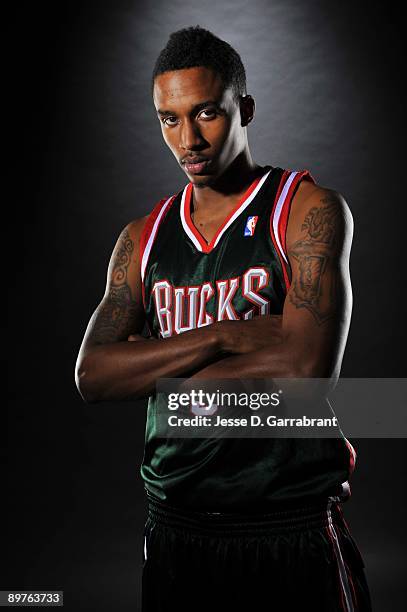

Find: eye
<box><xmin>162</xmin><ymin>116</ymin><xmax>178</xmax><ymax>126</ymax></box>
<box><xmin>199</xmin><ymin>108</ymin><xmax>217</xmax><ymax>119</ymax></box>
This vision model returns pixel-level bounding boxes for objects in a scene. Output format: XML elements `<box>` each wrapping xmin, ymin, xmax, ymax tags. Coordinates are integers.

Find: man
<box><xmin>75</xmin><ymin>25</ymin><xmax>372</xmax><ymax>611</ymax></box>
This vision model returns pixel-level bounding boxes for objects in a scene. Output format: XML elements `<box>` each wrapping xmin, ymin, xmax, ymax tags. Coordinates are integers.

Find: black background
<box><xmin>7</xmin><ymin>1</ymin><xmax>406</xmax><ymax>610</ymax></box>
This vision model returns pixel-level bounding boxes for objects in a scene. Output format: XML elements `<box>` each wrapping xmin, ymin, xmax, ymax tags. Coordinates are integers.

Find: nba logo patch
<box><xmin>244</xmin><ymin>216</ymin><xmax>258</xmax><ymax>236</ymax></box>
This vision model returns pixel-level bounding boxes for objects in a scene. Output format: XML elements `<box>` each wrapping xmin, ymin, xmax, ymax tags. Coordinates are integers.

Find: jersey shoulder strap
<box><xmin>139</xmin><ymin>194</ymin><xmax>177</xmax><ymax>283</ymax></box>
<box><xmin>269</xmin><ymin>169</ymin><xmax>315</xmax><ymax>291</ymax></box>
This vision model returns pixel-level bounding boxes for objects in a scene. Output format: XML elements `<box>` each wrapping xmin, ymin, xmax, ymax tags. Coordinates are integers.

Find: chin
<box><xmin>190</xmin><ymin>174</ymin><xmax>216</xmax><ymax>188</ymax></box>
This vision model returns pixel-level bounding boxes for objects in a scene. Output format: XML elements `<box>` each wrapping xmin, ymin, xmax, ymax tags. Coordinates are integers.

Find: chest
<box><xmin>143</xmin><ymin>203</ymin><xmax>286</xmax><ymax>337</ymax></box>
<box><xmin>191</xmin><ymin>203</ymin><xmax>239</xmax><ymax>244</ymax></box>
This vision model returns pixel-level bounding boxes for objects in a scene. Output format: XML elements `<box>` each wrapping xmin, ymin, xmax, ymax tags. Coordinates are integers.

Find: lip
<box><xmin>183</xmin><ymin>159</ymin><xmax>211</xmax><ymax>174</ymax></box>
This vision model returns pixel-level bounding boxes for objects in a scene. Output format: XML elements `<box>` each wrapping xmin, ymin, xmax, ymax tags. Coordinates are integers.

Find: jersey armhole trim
<box><xmin>269</xmin><ymin>170</ymin><xmax>315</xmax><ymax>292</ymax></box>
<box><xmin>140</xmin><ymin>195</ymin><xmax>176</xmax><ymax>307</ymax></box>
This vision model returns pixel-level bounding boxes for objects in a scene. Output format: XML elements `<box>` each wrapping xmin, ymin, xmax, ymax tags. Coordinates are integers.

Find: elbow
<box><xmin>75</xmin><ymin>356</ymin><xmax>101</xmax><ymax>404</ymax></box>
<box><xmin>294</xmin><ymin>355</ymin><xmax>340</xmax><ymax>396</ymax></box>
<box><xmin>74</xmin><ymin>353</ymin><xmax>149</xmax><ymax>403</ymax></box>
<box><xmin>294</xmin><ymin>359</ymin><xmax>334</xmax><ymax>380</ymax></box>
<box><xmin>288</xmin><ymin>351</ymin><xmax>314</xmax><ymax>379</ymax></box>
<box><xmin>294</xmin><ymin>360</ymin><xmax>322</xmax><ymax>379</ymax></box>
<box><xmin>282</xmin><ymin>357</ymin><xmax>337</xmax><ymax>406</ymax></box>
<box><xmin>292</xmin><ymin>344</ymin><xmax>338</xmax><ymax>379</ymax></box>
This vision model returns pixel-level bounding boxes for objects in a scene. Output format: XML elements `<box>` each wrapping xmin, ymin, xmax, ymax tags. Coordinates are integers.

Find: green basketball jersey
<box><xmin>139</xmin><ymin>165</ymin><xmax>356</xmax><ymax>512</ymax></box>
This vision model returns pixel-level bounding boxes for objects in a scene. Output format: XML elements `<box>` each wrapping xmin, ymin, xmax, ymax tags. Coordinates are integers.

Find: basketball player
<box><xmin>75</xmin><ymin>26</ymin><xmax>372</xmax><ymax>611</ymax></box>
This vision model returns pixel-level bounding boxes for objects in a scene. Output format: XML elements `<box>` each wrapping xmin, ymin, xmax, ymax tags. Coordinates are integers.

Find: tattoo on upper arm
<box><xmin>92</xmin><ymin>229</ymin><xmax>139</xmax><ymax>343</ymax></box>
<box><xmin>288</xmin><ymin>195</ymin><xmax>341</xmax><ymax>325</ymax></box>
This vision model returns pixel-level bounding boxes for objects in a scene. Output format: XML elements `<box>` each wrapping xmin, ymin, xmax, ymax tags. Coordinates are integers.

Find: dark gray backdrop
<box><xmin>7</xmin><ymin>1</ymin><xmax>406</xmax><ymax>610</ymax></box>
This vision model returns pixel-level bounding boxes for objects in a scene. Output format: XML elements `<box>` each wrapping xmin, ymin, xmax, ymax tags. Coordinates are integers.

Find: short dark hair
<box><xmin>151</xmin><ymin>26</ymin><xmax>247</xmax><ymax>102</ymax></box>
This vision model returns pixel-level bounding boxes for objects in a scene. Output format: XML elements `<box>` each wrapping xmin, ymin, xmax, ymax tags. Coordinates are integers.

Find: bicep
<box><xmin>80</xmin><ymin>220</ymin><xmax>147</xmax><ymax>351</ymax></box>
<box><xmin>282</xmin><ymin>189</ymin><xmax>353</xmax><ymax>378</ymax></box>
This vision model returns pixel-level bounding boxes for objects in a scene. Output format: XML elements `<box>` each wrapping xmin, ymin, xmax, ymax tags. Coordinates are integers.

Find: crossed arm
<box><xmin>191</xmin><ymin>186</ymin><xmax>353</xmax><ymax>381</ymax></box>
<box><xmin>75</xmin><ymin>183</ymin><xmax>353</xmax><ymax>403</ymax></box>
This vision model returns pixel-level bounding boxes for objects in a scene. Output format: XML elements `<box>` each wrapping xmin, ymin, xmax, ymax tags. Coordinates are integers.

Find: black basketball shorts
<box><xmin>141</xmin><ymin>496</ymin><xmax>372</xmax><ymax>611</ymax></box>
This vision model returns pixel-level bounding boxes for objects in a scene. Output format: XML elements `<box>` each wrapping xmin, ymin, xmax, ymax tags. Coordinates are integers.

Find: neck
<box><xmin>191</xmin><ymin>150</ymin><xmax>264</xmax><ymax>213</ymax></box>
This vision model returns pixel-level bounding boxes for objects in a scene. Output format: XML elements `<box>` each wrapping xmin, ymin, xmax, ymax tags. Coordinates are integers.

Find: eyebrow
<box><xmin>156</xmin><ymin>99</ymin><xmax>221</xmax><ymax>117</ymax></box>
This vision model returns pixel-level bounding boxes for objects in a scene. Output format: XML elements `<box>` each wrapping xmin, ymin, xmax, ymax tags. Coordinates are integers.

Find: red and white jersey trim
<box><xmin>140</xmin><ymin>196</ymin><xmax>175</xmax><ymax>282</ymax></box>
<box><xmin>180</xmin><ymin>168</ymin><xmax>273</xmax><ymax>254</ymax></box>
<box><xmin>271</xmin><ymin>171</ymin><xmax>299</xmax><ymax>265</ymax></box>
<box><xmin>269</xmin><ymin>169</ymin><xmax>315</xmax><ymax>291</ymax></box>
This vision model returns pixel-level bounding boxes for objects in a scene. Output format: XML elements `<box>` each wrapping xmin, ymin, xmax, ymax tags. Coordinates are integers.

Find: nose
<box><xmin>179</xmin><ymin>118</ymin><xmax>204</xmax><ymax>151</ymax></box>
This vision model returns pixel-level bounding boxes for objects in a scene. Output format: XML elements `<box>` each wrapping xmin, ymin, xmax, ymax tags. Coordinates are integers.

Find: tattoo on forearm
<box><xmin>288</xmin><ymin>195</ymin><xmax>340</xmax><ymax>325</ymax></box>
<box><xmin>92</xmin><ymin>229</ymin><xmax>138</xmax><ymax>343</ymax></box>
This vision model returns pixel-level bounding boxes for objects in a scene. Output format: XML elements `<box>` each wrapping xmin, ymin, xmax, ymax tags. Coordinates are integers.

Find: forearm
<box><xmin>75</xmin><ymin>325</ymin><xmax>223</xmax><ymax>403</ymax></box>
<box><xmin>186</xmin><ymin>334</ymin><xmax>340</xmax><ymax>407</ymax></box>
<box><xmin>182</xmin><ymin>340</ymin><xmax>338</xmax><ymax>412</ymax></box>
<box><xmin>187</xmin><ymin>338</ymin><xmax>302</xmax><ymax>380</ymax></box>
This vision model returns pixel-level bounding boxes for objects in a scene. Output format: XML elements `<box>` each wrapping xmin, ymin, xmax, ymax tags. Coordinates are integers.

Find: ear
<box><xmin>240</xmin><ymin>95</ymin><xmax>255</xmax><ymax>127</ymax></box>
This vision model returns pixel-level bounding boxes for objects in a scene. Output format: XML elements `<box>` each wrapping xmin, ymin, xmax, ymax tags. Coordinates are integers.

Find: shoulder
<box><xmin>121</xmin><ymin>192</ymin><xmax>176</xmax><ymax>258</ymax></box>
<box><xmin>124</xmin><ymin>194</ymin><xmax>174</xmax><ymax>242</ymax></box>
<box><xmin>130</xmin><ymin>193</ymin><xmax>177</xmax><ymax>237</ymax></box>
<box><xmin>125</xmin><ymin>215</ymin><xmax>151</xmax><ymax>241</ymax></box>
<box><xmin>109</xmin><ymin>217</ymin><xmax>150</xmax><ymax>260</ymax></box>
<box><xmin>292</xmin><ymin>179</ymin><xmax>352</xmax><ymax>222</ymax></box>
<box><xmin>287</xmin><ymin>179</ymin><xmax>353</xmax><ymax>251</ymax></box>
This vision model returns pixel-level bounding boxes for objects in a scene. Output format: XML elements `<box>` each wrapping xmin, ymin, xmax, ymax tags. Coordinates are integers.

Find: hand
<box><xmin>214</xmin><ymin>314</ymin><xmax>284</xmax><ymax>354</ymax></box>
